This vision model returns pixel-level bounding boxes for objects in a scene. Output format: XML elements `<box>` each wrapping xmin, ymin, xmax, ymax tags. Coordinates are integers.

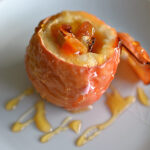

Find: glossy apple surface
<box><xmin>25</xmin><ymin>11</ymin><xmax>120</xmax><ymax>110</ymax></box>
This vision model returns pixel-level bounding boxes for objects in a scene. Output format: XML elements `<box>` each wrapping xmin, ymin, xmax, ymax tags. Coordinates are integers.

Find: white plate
<box><xmin>0</xmin><ymin>0</ymin><xmax>150</xmax><ymax>150</ymax></box>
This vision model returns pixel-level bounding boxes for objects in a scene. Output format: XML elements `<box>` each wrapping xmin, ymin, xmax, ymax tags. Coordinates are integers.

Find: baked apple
<box><xmin>25</xmin><ymin>11</ymin><xmax>120</xmax><ymax>110</ymax></box>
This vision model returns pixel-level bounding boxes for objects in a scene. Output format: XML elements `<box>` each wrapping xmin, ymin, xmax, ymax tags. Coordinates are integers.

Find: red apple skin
<box><xmin>25</xmin><ymin>12</ymin><xmax>120</xmax><ymax>110</ymax></box>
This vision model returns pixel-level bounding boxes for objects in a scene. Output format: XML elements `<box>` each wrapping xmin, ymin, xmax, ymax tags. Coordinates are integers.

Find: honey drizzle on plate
<box><xmin>40</xmin><ymin>117</ymin><xmax>72</xmax><ymax>143</ymax></box>
<box><xmin>69</xmin><ymin>105</ymin><xmax>93</xmax><ymax>114</ymax></box>
<box><xmin>5</xmin><ymin>87</ymin><xmax>139</xmax><ymax>147</ymax></box>
<box><xmin>76</xmin><ymin>88</ymin><xmax>135</xmax><ymax>147</ymax></box>
<box><xmin>5</xmin><ymin>88</ymin><xmax>34</xmax><ymax>111</ymax></box>
<box><xmin>11</xmin><ymin>119</ymin><xmax>34</xmax><ymax>132</ymax></box>
<box><xmin>34</xmin><ymin>100</ymin><xmax>52</xmax><ymax>132</ymax></box>
<box><xmin>10</xmin><ymin>98</ymin><xmax>51</xmax><ymax>133</ymax></box>
<box><xmin>137</xmin><ymin>87</ymin><xmax>150</xmax><ymax>106</ymax></box>
<box><xmin>11</xmin><ymin>106</ymin><xmax>34</xmax><ymax>132</ymax></box>
<box><xmin>68</xmin><ymin>120</ymin><xmax>82</xmax><ymax>134</ymax></box>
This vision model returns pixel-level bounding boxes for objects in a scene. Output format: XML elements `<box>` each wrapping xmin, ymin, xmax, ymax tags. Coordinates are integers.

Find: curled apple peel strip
<box><xmin>118</xmin><ymin>32</ymin><xmax>150</xmax><ymax>84</ymax></box>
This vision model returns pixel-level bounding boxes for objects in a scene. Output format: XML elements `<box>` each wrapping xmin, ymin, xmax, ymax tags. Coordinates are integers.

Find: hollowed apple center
<box><xmin>51</xmin><ymin>21</ymin><xmax>104</xmax><ymax>55</ymax></box>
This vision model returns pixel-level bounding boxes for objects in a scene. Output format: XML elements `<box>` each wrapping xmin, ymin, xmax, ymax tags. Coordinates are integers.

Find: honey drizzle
<box><xmin>69</xmin><ymin>105</ymin><xmax>93</xmax><ymax>114</ymax></box>
<box><xmin>34</xmin><ymin>100</ymin><xmax>52</xmax><ymax>132</ymax></box>
<box><xmin>68</xmin><ymin>120</ymin><xmax>82</xmax><ymax>134</ymax></box>
<box><xmin>76</xmin><ymin>88</ymin><xmax>135</xmax><ymax>146</ymax></box>
<box><xmin>11</xmin><ymin>99</ymin><xmax>52</xmax><ymax>133</ymax></box>
<box><xmin>11</xmin><ymin>106</ymin><xmax>34</xmax><ymax>132</ymax></box>
<box><xmin>5</xmin><ymin>88</ymin><xmax>34</xmax><ymax>111</ymax></box>
<box><xmin>137</xmin><ymin>87</ymin><xmax>150</xmax><ymax>106</ymax></box>
<box><xmin>40</xmin><ymin>117</ymin><xmax>72</xmax><ymax>143</ymax></box>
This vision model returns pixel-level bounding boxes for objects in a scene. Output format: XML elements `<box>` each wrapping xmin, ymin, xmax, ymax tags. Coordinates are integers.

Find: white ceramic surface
<box><xmin>0</xmin><ymin>0</ymin><xmax>150</xmax><ymax>150</ymax></box>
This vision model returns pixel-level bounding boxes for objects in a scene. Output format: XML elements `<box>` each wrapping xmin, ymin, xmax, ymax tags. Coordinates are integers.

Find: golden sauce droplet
<box><xmin>40</xmin><ymin>117</ymin><xmax>71</xmax><ymax>143</ymax></box>
<box><xmin>97</xmin><ymin>115</ymin><xmax>116</xmax><ymax>130</ymax></box>
<box><xmin>137</xmin><ymin>87</ymin><xmax>150</xmax><ymax>106</ymax></box>
<box><xmin>5</xmin><ymin>88</ymin><xmax>34</xmax><ymax>111</ymax></box>
<box><xmin>76</xmin><ymin>116</ymin><xmax>116</xmax><ymax>147</ymax></box>
<box><xmin>68</xmin><ymin>120</ymin><xmax>82</xmax><ymax>134</ymax></box>
<box><xmin>76</xmin><ymin>88</ymin><xmax>135</xmax><ymax>147</ymax></box>
<box><xmin>76</xmin><ymin>126</ymin><xmax>100</xmax><ymax>147</ymax></box>
<box><xmin>106</xmin><ymin>88</ymin><xmax>135</xmax><ymax>115</ymax></box>
<box><xmin>5</xmin><ymin>96</ymin><xmax>21</xmax><ymax>111</ymax></box>
<box><xmin>11</xmin><ymin>106</ymin><xmax>35</xmax><ymax>132</ymax></box>
<box><xmin>40</xmin><ymin>126</ymin><xmax>67</xmax><ymax>143</ymax></box>
<box><xmin>34</xmin><ymin>100</ymin><xmax>52</xmax><ymax>132</ymax></box>
<box><xmin>69</xmin><ymin>105</ymin><xmax>93</xmax><ymax>114</ymax></box>
<box><xmin>11</xmin><ymin>119</ymin><xmax>33</xmax><ymax>132</ymax></box>
<box><xmin>23</xmin><ymin>88</ymin><xmax>34</xmax><ymax>95</ymax></box>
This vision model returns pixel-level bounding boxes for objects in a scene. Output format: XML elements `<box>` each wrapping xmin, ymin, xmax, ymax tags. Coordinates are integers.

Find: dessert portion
<box><xmin>5</xmin><ymin>10</ymin><xmax>150</xmax><ymax>147</ymax></box>
<box><xmin>26</xmin><ymin>10</ymin><xmax>150</xmax><ymax>111</ymax></box>
<box><xmin>26</xmin><ymin>11</ymin><xmax>120</xmax><ymax>110</ymax></box>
